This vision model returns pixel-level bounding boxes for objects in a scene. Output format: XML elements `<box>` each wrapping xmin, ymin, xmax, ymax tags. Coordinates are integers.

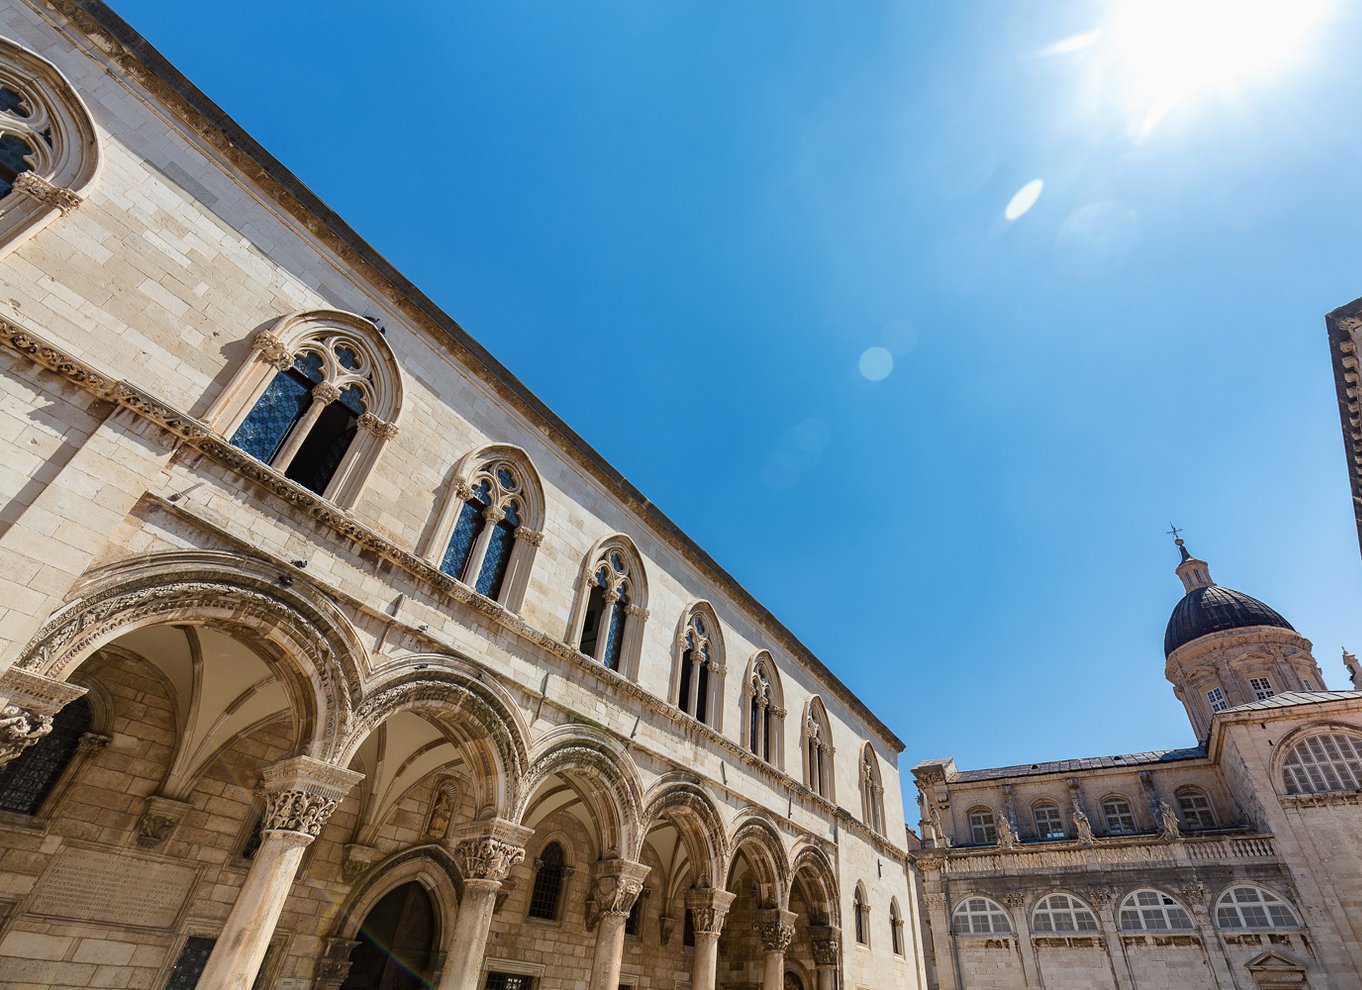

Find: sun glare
<box><xmin>1107</xmin><ymin>0</ymin><xmax>1328</xmax><ymax>137</ymax></box>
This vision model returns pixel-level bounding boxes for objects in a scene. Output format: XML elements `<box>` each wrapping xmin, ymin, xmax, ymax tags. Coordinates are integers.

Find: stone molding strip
<box><xmin>0</xmin><ymin>318</ymin><xmax>907</xmax><ymax>862</ymax></box>
<box><xmin>40</xmin><ymin>0</ymin><xmax>904</xmax><ymax>755</ymax></box>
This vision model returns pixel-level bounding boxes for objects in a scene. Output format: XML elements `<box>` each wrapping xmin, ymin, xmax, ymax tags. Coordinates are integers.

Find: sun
<box><xmin>1104</xmin><ymin>0</ymin><xmax>1328</xmax><ymax>138</ymax></box>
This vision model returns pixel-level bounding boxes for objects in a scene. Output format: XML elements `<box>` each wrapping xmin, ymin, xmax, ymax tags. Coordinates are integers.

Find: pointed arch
<box><xmin>725</xmin><ymin>808</ymin><xmax>790</xmax><ymax>909</ymax></box>
<box><xmin>672</xmin><ymin>601</ymin><xmax>726</xmax><ymax>730</ymax></box>
<box><xmin>12</xmin><ymin>550</ymin><xmax>364</xmax><ymax>759</ymax></box>
<box><xmin>859</xmin><ymin>741</ymin><xmax>885</xmax><ymax>835</ymax></box>
<box><xmin>514</xmin><ymin>724</ymin><xmax>645</xmax><ymax>861</ymax></box>
<box><xmin>801</xmin><ymin>696</ymin><xmax>834</xmax><ymax>800</ymax></box>
<box><xmin>422</xmin><ymin>442</ymin><xmax>546</xmax><ymax>611</ymax></box>
<box><xmin>889</xmin><ymin>896</ymin><xmax>905</xmax><ymax>955</ymax></box>
<box><xmin>742</xmin><ymin>651</ymin><xmax>785</xmax><ymax>768</ymax></box>
<box><xmin>567</xmin><ymin>534</ymin><xmax>649</xmax><ymax>679</ymax></box>
<box><xmin>790</xmin><ymin>840</ymin><xmax>840</xmax><ymax>928</ymax></box>
<box><xmin>0</xmin><ymin>35</ymin><xmax>100</xmax><ymax>256</ymax></box>
<box><xmin>340</xmin><ymin>659</ymin><xmax>531</xmax><ymax>818</ymax></box>
<box><xmin>209</xmin><ymin>310</ymin><xmax>404</xmax><ymax>505</ymax></box>
<box><xmin>852</xmin><ymin>881</ymin><xmax>871</xmax><ymax>946</ymax></box>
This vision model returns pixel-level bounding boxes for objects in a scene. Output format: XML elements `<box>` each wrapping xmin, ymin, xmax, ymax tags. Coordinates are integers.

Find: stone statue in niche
<box><xmin>425</xmin><ymin>783</ymin><xmax>456</xmax><ymax>840</ymax></box>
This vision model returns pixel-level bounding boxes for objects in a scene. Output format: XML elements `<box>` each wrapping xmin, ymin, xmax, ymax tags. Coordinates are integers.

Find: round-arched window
<box><xmin>1118</xmin><ymin>889</ymin><xmax>1193</xmax><ymax>931</ymax></box>
<box><xmin>1281</xmin><ymin>732</ymin><xmax>1362</xmax><ymax>795</ymax></box>
<box><xmin>1215</xmin><ymin>885</ymin><xmax>1300</xmax><ymax>930</ymax></box>
<box><xmin>951</xmin><ymin>896</ymin><xmax>1012</xmax><ymax>935</ymax></box>
<box><xmin>1032</xmin><ymin>893</ymin><xmax>1099</xmax><ymax>933</ymax></box>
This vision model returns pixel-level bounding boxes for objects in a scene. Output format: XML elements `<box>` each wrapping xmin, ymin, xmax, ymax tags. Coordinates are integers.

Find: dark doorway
<box><xmin>341</xmin><ymin>881</ymin><xmax>437</xmax><ymax>990</ymax></box>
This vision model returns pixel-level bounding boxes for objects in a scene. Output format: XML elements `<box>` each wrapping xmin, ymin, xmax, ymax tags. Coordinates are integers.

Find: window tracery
<box><xmin>1118</xmin><ymin>889</ymin><xmax>1193</xmax><ymax>932</ymax></box>
<box><xmin>675</xmin><ymin>605</ymin><xmax>723</xmax><ymax>726</ymax></box>
<box><xmin>743</xmin><ymin>653</ymin><xmax>785</xmax><ymax>767</ymax></box>
<box><xmin>1214</xmin><ymin>885</ymin><xmax>1300</xmax><ymax>930</ymax></box>
<box><xmin>1032</xmin><ymin>893</ymin><xmax>1099</xmax><ymax>933</ymax></box>
<box><xmin>801</xmin><ymin>697</ymin><xmax>834</xmax><ymax>800</ymax></box>
<box><xmin>1281</xmin><ymin>731</ymin><xmax>1362</xmax><ymax>795</ymax></box>
<box><xmin>860</xmin><ymin>743</ymin><xmax>885</xmax><ymax>835</ymax></box>
<box><xmin>214</xmin><ymin>312</ymin><xmax>402</xmax><ymax>507</ymax></box>
<box><xmin>572</xmin><ymin>538</ymin><xmax>647</xmax><ymax>677</ymax></box>
<box><xmin>950</xmin><ymin>897</ymin><xmax>1011</xmax><ymax>935</ymax></box>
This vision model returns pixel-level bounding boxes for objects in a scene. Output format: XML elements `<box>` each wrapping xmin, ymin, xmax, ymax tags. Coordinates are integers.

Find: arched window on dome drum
<box><xmin>579</xmin><ymin>550</ymin><xmax>632</xmax><ymax>672</ymax></box>
<box><xmin>677</xmin><ymin>612</ymin><xmax>715</xmax><ymax>723</ymax></box>
<box><xmin>1282</xmin><ymin>731</ymin><xmax>1362</xmax><ymax>795</ymax></box>
<box><xmin>1215</xmin><ymin>885</ymin><xmax>1300</xmax><ymax>930</ymax></box>
<box><xmin>527</xmin><ymin>841</ymin><xmax>567</xmax><ymax>921</ymax></box>
<box><xmin>0</xmin><ymin>695</ymin><xmax>91</xmax><ymax>815</ymax></box>
<box><xmin>951</xmin><ymin>897</ymin><xmax>1011</xmax><ymax>935</ymax></box>
<box><xmin>1032</xmin><ymin>893</ymin><xmax>1099</xmax><ymax>933</ymax></box>
<box><xmin>1118</xmin><ymin>889</ymin><xmax>1193</xmax><ymax>932</ymax></box>
<box><xmin>441</xmin><ymin>460</ymin><xmax>525</xmax><ymax>602</ymax></box>
<box><xmin>230</xmin><ymin>336</ymin><xmax>375</xmax><ymax>498</ymax></box>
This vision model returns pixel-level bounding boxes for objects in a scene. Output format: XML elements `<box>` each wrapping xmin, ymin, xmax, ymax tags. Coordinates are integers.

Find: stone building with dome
<box><xmin>0</xmin><ymin>3</ymin><xmax>928</xmax><ymax>989</ymax></box>
<box><xmin>911</xmin><ymin>540</ymin><xmax>1362</xmax><ymax>989</ymax></box>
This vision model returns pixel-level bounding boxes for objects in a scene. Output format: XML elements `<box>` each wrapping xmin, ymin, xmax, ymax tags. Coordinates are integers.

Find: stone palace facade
<box><xmin>0</xmin><ymin>3</ymin><xmax>927</xmax><ymax>989</ymax></box>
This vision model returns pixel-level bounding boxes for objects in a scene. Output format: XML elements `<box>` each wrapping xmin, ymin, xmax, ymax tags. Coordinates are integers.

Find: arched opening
<box><xmin>716</xmin><ymin>817</ymin><xmax>789</xmax><ymax>987</ymax></box>
<box><xmin>340</xmin><ymin>881</ymin><xmax>437</xmax><ymax>990</ymax></box>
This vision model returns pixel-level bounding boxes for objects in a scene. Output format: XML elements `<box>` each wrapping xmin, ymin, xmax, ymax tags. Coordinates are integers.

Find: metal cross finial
<box><xmin>1166</xmin><ymin>523</ymin><xmax>1184</xmax><ymax>543</ymax></box>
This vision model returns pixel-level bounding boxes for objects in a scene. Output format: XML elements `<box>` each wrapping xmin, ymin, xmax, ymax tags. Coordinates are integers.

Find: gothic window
<box><xmin>1031</xmin><ymin>893</ymin><xmax>1099</xmax><ymax>933</ymax></box>
<box><xmin>802</xmin><ymin>697</ymin><xmax>834</xmax><ymax>800</ymax></box>
<box><xmin>1250</xmin><ymin>676</ymin><xmax>1275</xmax><ymax>701</ymax></box>
<box><xmin>217</xmin><ymin>312</ymin><xmax>402</xmax><ymax>506</ymax></box>
<box><xmin>573</xmin><ymin>538</ymin><xmax>647</xmax><ymax>676</ymax></box>
<box><xmin>853</xmin><ymin>883</ymin><xmax>870</xmax><ymax>945</ymax></box>
<box><xmin>1175</xmin><ymin>786</ymin><xmax>1217</xmax><ymax>830</ymax></box>
<box><xmin>1100</xmin><ymin>795</ymin><xmax>1136</xmax><ymax>835</ymax></box>
<box><xmin>0</xmin><ymin>695</ymin><xmax>91</xmax><ymax>814</ymax></box>
<box><xmin>1214</xmin><ymin>885</ymin><xmax>1301</xmax><ymax>930</ymax></box>
<box><xmin>676</xmin><ymin>605</ymin><xmax>723</xmax><ymax>726</ymax></box>
<box><xmin>165</xmin><ymin>936</ymin><xmax>217</xmax><ymax>990</ymax></box>
<box><xmin>743</xmin><ymin>652</ymin><xmax>785</xmax><ymax>768</ymax></box>
<box><xmin>1207</xmin><ymin>686</ymin><xmax>1228</xmax><ymax>713</ymax></box>
<box><xmin>860</xmin><ymin>743</ymin><xmax>886</xmax><ymax>835</ymax></box>
<box><xmin>889</xmin><ymin>898</ymin><xmax>905</xmax><ymax>955</ymax></box>
<box><xmin>1118</xmin><ymin>889</ymin><xmax>1194</xmax><ymax>932</ymax></box>
<box><xmin>0</xmin><ymin>39</ymin><xmax>98</xmax><ymax>251</ymax></box>
<box><xmin>1282</xmin><ymin>731</ymin><xmax>1362</xmax><ymax>795</ymax></box>
<box><xmin>1032</xmin><ymin>801</ymin><xmax>1065</xmax><ymax>839</ymax></box>
<box><xmin>527</xmin><ymin>842</ymin><xmax>568</xmax><ymax>921</ymax></box>
<box><xmin>950</xmin><ymin>897</ymin><xmax>1012</xmax><ymax>935</ymax></box>
<box><xmin>967</xmin><ymin>807</ymin><xmax>997</xmax><ymax>845</ymax></box>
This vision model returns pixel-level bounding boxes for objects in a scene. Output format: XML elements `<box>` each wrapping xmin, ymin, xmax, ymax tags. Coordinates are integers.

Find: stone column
<box><xmin>0</xmin><ymin>669</ymin><xmax>87</xmax><ymax>768</ymax></box>
<box><xmin>686</xmin><ymin>888</ymin><xmax>736</xmax><ymax>990</ymax></box>
<box><xmin>587</xmin><ymin>858</ymin><xmax>651</xmax><ymax>990</ymax></box>
<box><xmin>1001</xmin><ymin>893</ymin><xmax>1040</xmax><ymax>987</ymax></box>
<box><xmin>198</xmin><ymin>757</ymin><xmax>362</xmax><ymax>990</ymax></box>
<box><xmin>1181</xmin><ymin>881</ymin><xmax>1236</xmax><ymax>989</ymax></box>
<box><xmin>809</xmin><ymin>924</ymin><xmax>841</xmax><ymax>990</ymax></box>
<box><xmin>1088</xmin><ymin>886</ymin><xmax>1134</xmax><ymax>990</ymax></box>
<box><xmin>753</xmin><ymin>908</ymin><xmax>797</xmax><ymax>990</ymax></box>
<box><xmin>439</xmin><ymin>819</ymin><xmax>533</xmax><ymax>990</ymax></box>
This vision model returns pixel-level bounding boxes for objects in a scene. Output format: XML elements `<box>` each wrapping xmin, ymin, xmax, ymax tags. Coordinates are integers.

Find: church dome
<box><xmin>1164</xmin><ymin>583</ymin><xmax>1295</xmax><ymax>657</ymax></box>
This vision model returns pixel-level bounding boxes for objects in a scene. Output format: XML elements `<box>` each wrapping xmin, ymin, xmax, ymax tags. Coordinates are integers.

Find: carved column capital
<box><xmin>259</xmin><ymin>756</ymin><xmax>363</xmax><ymax>839</ymax></box>
<box><xmin>809</xmin><ymin>925</ymin><xmax>840</xmax><ymax>967</ymax></box>
<box><xmin>0</xmin><ymin>670</ymin><xmax>88</xmax><ymax>767</ymax></box>
<box><xmin>515</xmin><ymin>527</ymin><xmax>544</xmax><ymax>547</ymax></box>
<box><xmin>356</xmin><ymin>412</ymin><xmax>399</xmax><ymax>440</ymax></box>
<box><xmin>588</xmin><ymin>858</ymin><xmax>650</xmax><ymax>927</ymax></box>
<box><xmin>251</xmin><ymin>328</ymin><xmax>295</xmax><ymax>370</ymax></box>
<box><xmin>311</xmin><ymin>382</ymin><xmax>342</xmax><ymax>405</ymax></box>
<box><xmin>752</xmin><ymin>908</ymin><xmax>798</xmax><ymax>953</ymax></box>
<box><xmin>314</xmin><ymin>935</ymin><xmax>361</xmax><ymax>989</ymax></box>
<box><xmin>685</xmin><ymin>888</ymin><xmax>737</xmax><ymax>936</ymax></box>
<box><xmin>136</xmin><ymin>795</ymin><xmax>194</xmax><ymax>848</ymax></box>
<box><xmin>448</xmin><ymin>818</ymin><xmax>533</xmax><ymax>883</ymax></box>
<box><xmin>12</xmin><ymin>171</ymin><xmax>82</xmax><ymax>215</ymax></box>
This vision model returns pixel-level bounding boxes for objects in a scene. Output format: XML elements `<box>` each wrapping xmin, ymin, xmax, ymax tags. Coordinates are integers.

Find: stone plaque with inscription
<box><xmin>30</xmin><ymin>845</ymin><xmax>198</xmax><ymax>929</ymax></box>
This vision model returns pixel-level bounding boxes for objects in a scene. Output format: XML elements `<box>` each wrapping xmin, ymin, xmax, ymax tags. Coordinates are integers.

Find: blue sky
<box><xmin>111</xmin><ymin>1</ymin><xmax>1362</xmax><ymax>807</ymax></box>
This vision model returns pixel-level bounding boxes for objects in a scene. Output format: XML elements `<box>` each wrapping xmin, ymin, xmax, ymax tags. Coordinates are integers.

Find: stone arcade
<box><xmin>0</xmin><ymin>3</ymin><xmax>923</xmax><ymax>988</ymax></box>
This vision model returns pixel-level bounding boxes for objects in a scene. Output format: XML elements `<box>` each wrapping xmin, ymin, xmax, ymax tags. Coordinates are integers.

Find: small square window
<box><xmin>1207</xmin><ymin>687</ymin><xmax>1228</xmax><ymax>713</ymax></box>
<box><xmin>1250</xmin><ymin>677</ymin><xmax>1274</xmax><ymax>701</ymax></box>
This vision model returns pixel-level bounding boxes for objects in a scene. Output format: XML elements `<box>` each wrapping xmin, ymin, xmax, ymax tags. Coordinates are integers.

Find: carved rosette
<box><xmin>259</xmin><ymin>756</ymin><xmax>363</xmax><ymax>840</ymax></box>
<box><xmin>685</xmin><ymin>888</ymin><xmax>737</xmax><ymax>937</ymax></box>
<box><xmin>12</xmin><ymin>172</ymin><xmax>82</xmax><ymax>215</ymax></box>
<box><xmin>589</xmin><ymin>858</ymin><xmax>650</xmax><ymax>926</ymax></box>
<box><xmin>752</xmin><ymin>909</ymin><xmax>798</xmax><ymax>953</ymax></box>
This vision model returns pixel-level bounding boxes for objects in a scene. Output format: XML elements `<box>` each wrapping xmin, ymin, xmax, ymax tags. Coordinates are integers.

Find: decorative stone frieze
<box><xmin>752</xmin><ymin>908</ymin><xmax>797</xmax><ymax>952</ymax></box>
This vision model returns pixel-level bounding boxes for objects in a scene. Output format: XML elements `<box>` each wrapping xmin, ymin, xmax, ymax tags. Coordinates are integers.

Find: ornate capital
<box><xmin>685</xmin><ymin>888</ymin><xmax>737</xmax><ymax>937</ymax></box>
<box><xmin>312</xmin><ymin>382</ymin><xmax>342</xmax><ymax>405</ymax></box>
<box><xmin>0</xmin><ymin>705</ymin><xmax>52</xmax><ymax>765</ymax></box>
<box><xmin>625</xmin><ymin>604</ymin><xmax>649</xmax><ymax>619</ymax></box>
<box><xmin>259</xmin><ymin>756</ymin><xmax>362</xmax><ymax>838</ymax></box>
<box><xmin>588</xmin><ymin>858</ymin><xmax>650</xmax><ymax>926</ymax></box>
<box><xmin>136</xmin><ymin>795</ymin><xmax>193</xmax><ymax>848</ymax></box>
<box><xmin>752</xmin><ymin>908</ymin><xmax>797</xmax><ymax>953</ymax></box>
<box><xmin>1001</xmin><ymin>892</ymin><xmax>1026</xmax><ymax>910</ymax></box>
<box><xmin>12</xmin><ymin>172</ymin><xmax>82</xmax><ymax>215</ymax></box>
<box><xmin>1088</xmin><ymin>885</ymin><xmax>1115</xmax><ymax>908</ymax></box>
<box><xmin>1180</xmin><ymin>881</ymin><xmax>1207</xmax><ymax>905</ymax></box>
<box><xmin>315</xmin><ymin>935</ymin><xmax>361</xmax><ymax>987</ymax></box>
<box><xmin>516</xmin><ymin>528</ymin><xmax>544</xmax><ymax>547</ymax></box>
<box><xmin>0</xmin><ymin>670</ymin><xmax>89</xmax><ymax>767</ymax></box>
<box><xmin>448</xmin><ymin>818</ymin><xmax>533</xmax><ymax>883</ymax></box>
<box><xmin>357</xmin><ymin>412</ymin><xmax>399</xmax><ymax>440</ymax></box>
<box><xmin>250</xmin><ymin>328</ymin><xmax>295</xmax><ymax>371</ymax></box>
<box><xmin>809</xmin><ymin>925</ymin><xmax>840</xmax><ymax>967</ymax></box>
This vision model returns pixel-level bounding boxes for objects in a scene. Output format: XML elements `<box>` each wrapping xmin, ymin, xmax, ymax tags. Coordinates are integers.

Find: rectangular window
<box><xmin>1033</xmin><ymin>804</ymin><xmax>1065</xmax><ymax>839</ymax></box>
<box><xmin>1207</xmin><ymin>687</ymin><xmax>1228</xmax><ymax>713</ymax></box>
<box><xmin>1250</xmin><ymin>677</ymin><xmax>1274</xmax><ymax>701</ymax></box>
<box><xmin>485</xmin><ymin>975</ymin><xmax>534</xmax><ymax>990</ymax></box>
<box><xmin>165</xmin><ymin>937</ymin><xmax>216</xmax><ymax>990</ymax></box>
<box><xmin>968</xmin><ymin>810</ymin><xmax>997</xmax><ymax>845</ymax></box>
<box><xmin>1101</xmin><ymin>798</ymin><xmax>1136</xmax><ymax>835</ymax></box>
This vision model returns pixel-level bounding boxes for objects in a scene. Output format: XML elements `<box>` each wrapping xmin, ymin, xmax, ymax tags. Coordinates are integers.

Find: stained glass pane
<box><xmin>284</xmin><ymin>401</ymin><xmax>357</xmax><ymax>496</ymax></box>
<box><xmin>335</xmin><ymin>345</ymin><xmax>360</xmax><ymax>370</ymax></box>
<box><xmin>165</xmin><ymin>936</ymin><xmax>216</xmax><ymax>990</ymax></box>
<box><xmin>677</xmin><ymin>649</ymin><xmax>694</xmax><ymax>714</ymax></box>
<box><xmin>0</xmin><ymin>86</ymin><xmax>25</xmax><ymax>115</ymax></box>
<box><xmin>230</xmin><ymin>371</ymin><xmax>312</xmax><ymax>465</ymax></box>
<box><xmin>440</xmin><ymin>501</ymin><xmax>485</xmax><ymax>580</ymax></box>
<box><xmin>0</xmin><ymin>132</ymin><xmax>32</xmax><ymax>195</ymax></box>
<box><xmin>337</xmin><ymin>383</ymin><xmax>365</xmax><ymax>415</ymax></box>
<box><xmin>294</xmin><ymin>350</ymin><xmax>324</xmax><ymax>383</ymax></box>
<box><xmin>602</xmin><ymin>602</ymin><xmax>626</xmax><ymax>671</ymax></box>
<box><xmin>476</xmin><ymin>520</ymin><xmax>516</xmax><ymax>599</ymax></box>
<box><xmin>0</xmin><ymin>696</ymin><xmax>91</xmax><ymax>814</ymax></box>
